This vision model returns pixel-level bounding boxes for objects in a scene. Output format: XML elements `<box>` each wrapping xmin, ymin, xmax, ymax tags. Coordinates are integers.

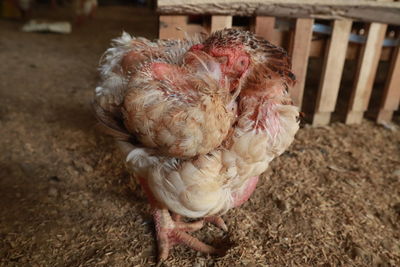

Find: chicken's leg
<box><xmin>136</xmin><ymin>177</ymin><xmax>218</xmax><ymax>261</ymax></box>
<box><xmin>138</xmin><ymin>176</ymin><xmax>258</xmax><ymax>262</ymax></box>
<box><xmin>153</xmin><ymin>208</ymin><xmax>218</xmax><ymax>261</ymax></box>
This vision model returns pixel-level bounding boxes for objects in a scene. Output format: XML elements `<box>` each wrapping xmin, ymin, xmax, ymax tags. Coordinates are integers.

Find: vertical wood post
<box><xmin>289</xmin><ymin>18</ymin><xmax>314</xmax><ymax>108</ymax></box>
<box><xmin>159</xmin><ymin>15</ymin><xmax>188</xmax><ymax>39</ymax></box>
<box><xmin>210</xmin><ymin>15</ymin><xmax>233</xmax><ymax>32</ymax></box>
<box><xmin>345</xmin><ymin>23</ymin><xmax>387</xmax><ymax>124</ymax></box>
<box><xmin>377</xmin><ymin>47</ymin><xmax>400</xmax><ymax>123</ymax></box>
<box><xmin>254</xmin><ymin>16</ymin><xmax>284</xmax><ymax>46</ymax></box>
<box><xmin>313</xmin><ymin>20</ymin><xmax>352</xmax><ymax>126</ymax></box>
<box><xmin>254</xmin><ymin>16</ymin><xmax>276</xmax><ymax>42</ymax></box>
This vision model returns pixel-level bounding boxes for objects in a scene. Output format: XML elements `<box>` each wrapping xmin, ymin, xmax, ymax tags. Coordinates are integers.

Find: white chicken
<box><xmin>4</xmin><ymin>0</ymin><xmax>97</xmax><ymax>23</ymax></box>
<box><xmin>93</xmin><ymin>29</ymin><xmax>299</xmax><ymax>261</ymax></box>
<box><xmin>73</xmin><ymin>0</ymin><xmax>97</xmax><ymax>25</ymax></box>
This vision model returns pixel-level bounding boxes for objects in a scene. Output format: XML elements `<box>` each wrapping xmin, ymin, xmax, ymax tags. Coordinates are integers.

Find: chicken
<box><xmin>74</xmin><ymin>0</ymin><xmax>97</xmax><ymax>25</ymax></box>
<box><xmin>93</xmin><ymin>29</ymin><xmax>299</xmax><ymax>262</ymax></box>
<box><xmin>4</xmin><ymin>0</ymin><xmax>96</xmax><ymax>24</ymax></box>
<box><xmin>6</xmin><ymin>0</ymin><xmax>34</xmax><ymax>19</ymax></box>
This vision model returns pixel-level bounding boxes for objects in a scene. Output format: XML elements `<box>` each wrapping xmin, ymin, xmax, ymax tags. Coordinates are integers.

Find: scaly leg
<box><xmin>136</xmin><ymin>175</ymin><xmax>258</xmax><ymax>262</ymax></box>
<box><xmin>136</xmin><ymin>177</ymin><xmax>219</xmax><ymax>261</ymax></box>
<box><xmin>154</xmin><ymin>208</ymin><xmax>218</xmax><ymax>262</ymax></box>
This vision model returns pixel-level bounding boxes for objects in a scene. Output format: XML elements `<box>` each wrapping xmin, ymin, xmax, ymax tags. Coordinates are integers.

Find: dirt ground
<box><xmin>1</xmin><ymin>6</ymin><xmax>400</xmax><ymax>267</ymax></box>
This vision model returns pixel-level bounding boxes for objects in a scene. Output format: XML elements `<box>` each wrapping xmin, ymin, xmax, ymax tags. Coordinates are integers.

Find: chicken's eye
<box><xmin>235</xmin><ymin>56</ymin><xmax>249</xmax><ymax>72</ymax></box>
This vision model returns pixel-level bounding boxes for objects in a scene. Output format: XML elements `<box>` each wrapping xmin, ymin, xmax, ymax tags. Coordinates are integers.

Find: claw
<box><xmin>205</xmin><ymin>216</ymin><xmax>228</xmax><ymax>232</ymax></box>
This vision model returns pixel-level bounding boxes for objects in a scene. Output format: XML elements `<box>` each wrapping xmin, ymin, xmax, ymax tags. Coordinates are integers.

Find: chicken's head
<box><xmin>188</xmin><ymin>34</ymin><xmax>252</xmax><ymax>91</ymax></box>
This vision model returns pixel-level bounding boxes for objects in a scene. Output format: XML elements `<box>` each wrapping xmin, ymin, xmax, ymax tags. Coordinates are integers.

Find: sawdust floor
<box><xmin>1</xmin><ymin>6</ymin><xmax>400</xmax><ymax>267</ymax></box>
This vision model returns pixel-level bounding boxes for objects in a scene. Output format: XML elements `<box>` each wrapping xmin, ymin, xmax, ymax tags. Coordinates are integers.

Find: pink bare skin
<box><xmin>149</xmin><ymin>56</ymin><xmax>234</xmax><ymax>104</ymax></box>
<box><xmin>232</xmin><ymin>176</ymin><xmax>259</xmax><ymax>207</ymax></box>
<box><xmin>191</xmin><ymin>44</ymin><xmax>251</xmax><ymax>91</ymax></box>
<box><xmin>151</xmin><ymin>62</ymin><xmax>187</xmax><ymax>82</ymax></box>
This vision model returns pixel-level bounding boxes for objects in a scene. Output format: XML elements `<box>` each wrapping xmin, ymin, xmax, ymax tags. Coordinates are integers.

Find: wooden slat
<box><xmin>210</xmin><ymin>15</ymin><xmax>232</xmax><ymax>32</ymax></box>
<box><xmin>159</xmin><ymin>15</ymin><xmax>188</xmax><ymax>39</ymax></box>
<box><xmin>312</xmin><ymin>20</ymin><xmax>352</xmax><ymax>126</ymax></box>
<box><xmin>345</xmin><ymin>23</ymin><xmax>387</xmax><ymax>124</ymax></box>
<box><xmin>289</xmin><ymin>18</ymin><xmax>314</xmax><ymax>108</ymax></box>
<box><xmin>254</xmin><ymin>16</ymin><xmax>282</xmax><ymax>46</ymax></box>
<box><xmin>186</xmin><ymin>24</ymin><xmax>208</xmax><ymax>35</ymax></box>
<box><xmin>377</xmin><ymin>47</ymin><xmax>400</xmax><ymax>123</ymax></box>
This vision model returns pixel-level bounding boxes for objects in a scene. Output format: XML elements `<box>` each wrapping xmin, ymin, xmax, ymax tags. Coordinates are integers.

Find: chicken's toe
<box><xmin>154</xmin><ymin>209</ymin><xmax>219</xmax><ymax>261</ymax></box>
<box><xmin>171</xmin><ymin>212</ymin><xmax>227</xmax><ymax>231</ymax></box>
<box><xmin>205</xmin><ymin>216</ymin><xmax>228</xmax><ymax>232</ymax></box>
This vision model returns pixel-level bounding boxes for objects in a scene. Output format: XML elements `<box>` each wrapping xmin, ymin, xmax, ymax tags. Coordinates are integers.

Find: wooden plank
<box><xmin>210</xmin><ymin>15</ymin><xmax>232</xmax><ymax>32</ymax></box>
<box><xmin>345</xmin><ymin>23</ymin><xmax>387</xmax><ymax>124</ymax></box>
<box><xmin>186</xmin><ymin>23</ymin><xmax>208</xmax><ymax>35</ymax></box>
<box><xmin>289</xmin><ymin>18</ymin><xmax>314</xmax><ymax>108</ymax></box>
<box><xmin>309</xmin><ymin>34</ymin><xmax>393</xmax><ymax>61</ymax></box>
<box><xmin>377</xmin><ymin>47</ymin><xmax>400</xmax><ymax>123</ymax></box>
<box><xmin>159</xmin><ymin>15</ymin><xmax>188</xmax><ymax>39</ymax></box>
<box><xmin>157</xmin><ymin>0</ymin><xmax>400</xmax><ymax>25</ymax></box>
<box><xmin>254</xmin><ymin>16</ymin><xmax>281</xmax><ymax>46</ymax></box>
<box><xmin>312</xmin><ymin>19</ymin><xmax>352</xmax><ymax>126</ymax></box>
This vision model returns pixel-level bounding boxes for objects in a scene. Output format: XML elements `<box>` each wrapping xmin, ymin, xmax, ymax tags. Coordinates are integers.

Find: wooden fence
<box><xmin>157</xmin><ymin>0</ymin><xmax>400</xmax><ymax>126</ymax></box>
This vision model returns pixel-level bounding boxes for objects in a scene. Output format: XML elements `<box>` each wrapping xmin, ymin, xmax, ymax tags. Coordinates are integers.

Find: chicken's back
<box><xmin>94</xmin><ymin>32</ymin><xmax>238</xmax><ymax>158</ymax></box>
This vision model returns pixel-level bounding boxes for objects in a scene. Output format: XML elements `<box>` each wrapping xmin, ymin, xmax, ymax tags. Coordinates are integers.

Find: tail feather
<box><xmin>92</xmin><ymin>101</ymin><xmax>131</xmax><ymax>141</ymax></box>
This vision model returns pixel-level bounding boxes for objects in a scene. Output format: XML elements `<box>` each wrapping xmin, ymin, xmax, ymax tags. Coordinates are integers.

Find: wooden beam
<box><xmin>157</xmin><ymin>0</ymin><xmax>400</xmax><ymax>25</ymax></box>
<box><xmin>312</xmin><ymin>20</ymin><xmax>352</xmax><ymax>126</ymax></box>
<box><xmin>377</xmin><ymin>47</ymin><xmax>400</xmax><ymax>123</ymax></box>
<box><xmin>289</xmin><ymin>18</ymin><xmax>314</xmax><ymax>108</ymax></box>
<box><xmin>210</xmin><ymin>15</ymin><xmax>232</xmax><ymax>32</ymax></box>
<box><xmin>159</xmin><ymin>15</ymin><xmax>188</xmax><ymax>39</ymax></box>
<box><xmin>345</xmin><ymin>23</ymin><xmax>387</xmax><ymax>124</ymax></box>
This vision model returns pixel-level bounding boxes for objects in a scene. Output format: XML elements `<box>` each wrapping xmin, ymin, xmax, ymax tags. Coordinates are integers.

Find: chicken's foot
<box><xmin>153</xmin><ymin>209</ymin><xmax>219</xmax><ymax>262</ymax></box>
<box><xmin>172</xmin><ymin>213</ymin><xmax>228</xmax><ymax>232</ymax></box>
